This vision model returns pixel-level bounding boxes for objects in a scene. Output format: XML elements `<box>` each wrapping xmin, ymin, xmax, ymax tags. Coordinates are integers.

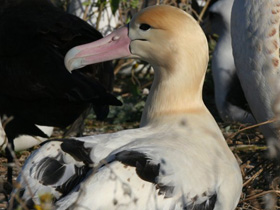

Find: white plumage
<box><xmin>12</xmin><ymin>5</ymin><xmax>242</xmax><ymax>210</ymax></box>
<box><xmin>207</xmin><ymin>0</ymin><xmax>255</xmax><ymax>123</ymax></box>
<box><xmin>231</xmin><ymin>0</ymin><xmax>280</xmax><ymax>158</ymax></box>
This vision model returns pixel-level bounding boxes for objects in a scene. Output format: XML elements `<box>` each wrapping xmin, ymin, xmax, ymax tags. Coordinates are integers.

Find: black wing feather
<box><xmin>61</xmin><ymin>139</ymin><xmax>93</xmax><ymax>165</ymax></box>
<box><xmin>115</xmin><ymin>150</ymin><xmax>217</xmax><ymax>209</ymax></box>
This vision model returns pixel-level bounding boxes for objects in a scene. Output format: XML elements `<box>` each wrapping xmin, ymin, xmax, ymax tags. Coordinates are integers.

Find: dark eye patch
<box><xmin>139</xmin><ymin>23</ymin><xmax>151</xmax><ymax>31</ymax></box>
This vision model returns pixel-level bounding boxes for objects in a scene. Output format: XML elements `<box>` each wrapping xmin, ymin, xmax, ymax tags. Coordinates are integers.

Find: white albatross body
<box><xmin>12</xmin><ymin>5</ymin><xmax>242</xmax><ymax>210</ymax></box>
<box><xmin>208</xmin><ymin>0</ymin><xmax>255</xmax><ymax>123</ymax></box>
<box><xmin>231</xmin><ymin>0</ymin><xmax>280</xmax><ymax>157</ymax></box>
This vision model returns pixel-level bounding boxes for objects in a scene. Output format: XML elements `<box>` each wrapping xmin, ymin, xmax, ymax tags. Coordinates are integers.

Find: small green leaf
<box><xmin>82</xmin><ymin>0</ymin><xmax>91</xmax><ymax>6</ymax></box>
<box><xmin>130</xmin><ymin>0</ymin><xmax>139</xmax><ymax>9</ymax></box>
<box><xmin>110</xmin><ymin>0</ymin><xmax>120</xmax><ymax>15</ymax></box>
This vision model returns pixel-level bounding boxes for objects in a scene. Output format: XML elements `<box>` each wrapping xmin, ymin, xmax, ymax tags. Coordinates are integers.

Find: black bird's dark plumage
<box><xmin>0</xmin><ymin>0</ymin><xmax>121</xmax><ymax>185</ymax></box>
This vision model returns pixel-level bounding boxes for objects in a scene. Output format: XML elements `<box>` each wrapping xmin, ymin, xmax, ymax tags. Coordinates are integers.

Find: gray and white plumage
<box><xmin>231</xmin><ymin>0</ymin><xmax>280</xmax><ymax>158</ymax></box>
<box><xmin>208</xmin><ymin>0</ymin><xmax>255</xmax><ymax>123</ymax></box>
<box><xmin>12</xmin><ymin>5</ymin><xmax>242</xmax><ymax>210</ymax></box>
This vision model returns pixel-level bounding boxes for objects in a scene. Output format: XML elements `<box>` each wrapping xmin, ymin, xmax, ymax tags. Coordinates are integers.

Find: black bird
<box><xmin>0</xmin><ymin>0</ymin><xmax>121</xmax><ymax>187</ymax></box>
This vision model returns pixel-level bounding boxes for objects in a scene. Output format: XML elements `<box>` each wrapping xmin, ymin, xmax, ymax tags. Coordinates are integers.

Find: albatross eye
<box><xmin>139</xmin><ymin>23</ymin><xmax>151</xmax><ymax>31</ymax></box>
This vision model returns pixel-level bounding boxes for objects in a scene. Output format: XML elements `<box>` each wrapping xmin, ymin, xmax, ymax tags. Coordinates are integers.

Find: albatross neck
<box><xmin>140</xmin><ymin>62</ymin><xmax>207</xmax><ymax>127</ymax></box>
